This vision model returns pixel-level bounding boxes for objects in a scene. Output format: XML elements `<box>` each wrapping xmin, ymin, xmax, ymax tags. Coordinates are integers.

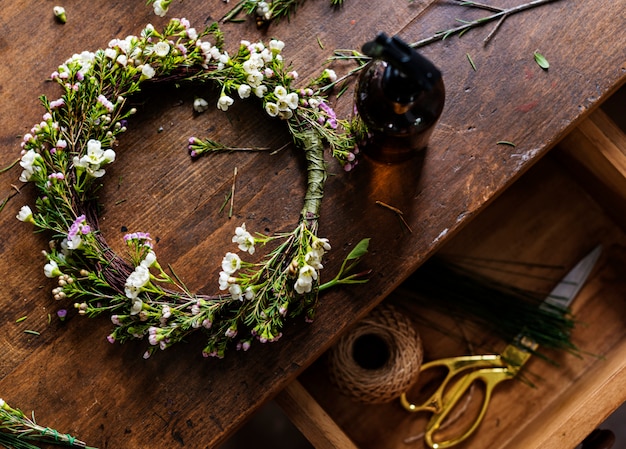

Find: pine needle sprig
<box><xmin>404</xmin><ymin>257</ymin><xmax>581</xmax><ymax>358</ymax></box>
<box><xmin>0</xmin><ymin>399</ymin><xmax>94</xmax><ymax>449</ymax></box>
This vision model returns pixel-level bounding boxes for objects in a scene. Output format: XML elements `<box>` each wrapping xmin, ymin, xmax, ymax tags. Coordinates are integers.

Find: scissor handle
<box><xmin>400</xmin><ymin>354</ymin><xmax>504</xmax><ymax>414</ymax></box>
<box><xmin>423</xmin><ymin>366</ymin><xmax>514</xmax><ymax>449</ymax></box>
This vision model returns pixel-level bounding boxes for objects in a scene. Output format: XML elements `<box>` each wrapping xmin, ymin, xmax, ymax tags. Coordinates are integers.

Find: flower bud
<box><xmin>53</xmin><ymin>6</ymin><xmax>67</xmax><ymax>24</ymax></box>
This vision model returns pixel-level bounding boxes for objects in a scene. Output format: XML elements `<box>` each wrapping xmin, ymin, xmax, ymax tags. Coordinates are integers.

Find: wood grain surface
<box><xmin>0</xmin><ymin>0</ymin><xmax>624</xmax><ymax>447</ymax></box>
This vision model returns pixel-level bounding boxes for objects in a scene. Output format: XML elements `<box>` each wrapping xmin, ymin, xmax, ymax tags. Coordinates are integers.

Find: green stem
<box><xmin>299</xmin><ymin>129</ymin><xmax>326</xmax><ymax>230</ymax></box>
<box><xmin>411</xmin><ymin>0</ymin><xmax>563</xmax><ymax>48</ymax></box>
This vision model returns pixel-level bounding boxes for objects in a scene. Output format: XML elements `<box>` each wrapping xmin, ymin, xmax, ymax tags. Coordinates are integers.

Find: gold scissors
<box><xmin>399</xmin><ymin>245</ymin><xmax>602</xmax><ymax>449</ymax></box>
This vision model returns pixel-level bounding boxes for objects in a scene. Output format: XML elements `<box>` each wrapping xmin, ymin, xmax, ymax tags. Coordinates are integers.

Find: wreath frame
<box><xmin>16</xmin><ymin>18</ymin><xmax>369</xmax><ymax>359</ymax></box>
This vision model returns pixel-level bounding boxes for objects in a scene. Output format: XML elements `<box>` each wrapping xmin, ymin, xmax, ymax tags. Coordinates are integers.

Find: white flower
<box><xmin>244</xmin><ymin>286</ymin><xmax>255</xmax><ymax>300</ymax></box>
<box><xmin>140</xmin><ymin>250</ymin><xmax>157</xmax><ymax>268</ymax></box>
<box><xmin>285</xmin><ymin>92</ymin><xmax>299</xmax><ymax>110</ymax></box>
<box><xmin>141</xmin><ymin>64</ymin><xmax>156</xmax><ymax>79</ymax></box>
<box><xmin>124</xmin><ymin>265</ymin><xmax>151</xmax><ymax>299</ymax></box>
<box><xmin>269</xmin><ymin>39</ymin><xmax>285</xmax><ymax>53</ymax></box>
<box><xmin>312</xmin><ymin>237</ymin><xmax>331</xmax><ymax>252</ymax></box>
<box><xmin>229</xmin><ymin>283</ymin><xmax>244</xmax><ymax>301</ymax></box>
<box><xmin>153</xmin><ymin>0</ymin><xmax>169</xmax><ymax>17</ymax></box>
<box><xmin>237</xmin><ymin>84</ymin><xmax>252</xmax><ymax>99</ymax></box>
<box><xmin>219</xmin><ymin>271</ymin><xmax>236</xmax><ymax>290</ymax></box>
<box><xmin>89</xmin><ymin>139</ymin><xmax>115</xmax><ymax>163</ymax></box>
<box><xmin>260</xmin><ymin>48</ymin><xmax>273</xmax><ymax>63</ymax></box>
<box><xmin>254</xmin><ymin>85</ymin><xmax>268</xmax><ymax>98</ymax></box>
<box><xmin>209</xmin><ymin>47</ymin><xmax>222</xmax><ymax>61</ymax></box>
<box><xmin>242</xmin><ymin>59</ymin><xmax>260</xmax><ymax>74</ymax></box>
<box><xmin>53</xmin><ymin>6</ymin><xmax>66</xmax><ymax>23</ymax></box>
<box><xmin>66</xmin><ymin>233</ymin><xmax>82</xmax><ymax>250</ymax></box>
<box><xmin>324</xmin><ymin>69</ymin><xmax>337</xmax><ymax>82</ymax></box>
<box><xmin>221</xmin><ymin>252</ymin><xmax>241</xmax><ymax>274</ymax></box>
<box><xmin>305</xmin><ymin>251</ymin><xmax>323</xmax><ymax>270</ymax></box>
<box><xmin>187</xmin><ymin>28</ymin><xmax>198</xmax><ymax>40</ymax></box>
<box><xmin>116</xmin><ymin>54</ymin><xmax>128</xmax><ymax>66</ymax></box>
<box><xmin>246</xmin><ymin>71</ymin><xmax>264</xmax><ymax>88</ymax></box>
<box><xmin>232</xmin><ymin>223</ymin><xmax>255</xmax><ymax>254</ymax></box>
<box><xmin>130</xmin><ymin>298</ymin><xmax>143</xmax><ymax>315</ymax></box>
<box><xmin>141</xmin><ymin>24</ymin><xmax>155</xmax><ymax>38</ymax></box>
<box><xmin>278</xmin><ymin>109</ymin><xmax>293</xmax><ymax>120</ymax></box>
<box><xmin>193</xmin><ymin>97</ymin><xmax>209</xmax><ymax>113</ymax></box>
<box><xmin>294</xmin><ymin>264</ymin><xmax>318</xmax><ymax>294</ymax></box>
<box><xmin>16</xmin><ymin>205</ymin><xmax>34</xmax><ymax>223</ymax></box>
<box><xmin>67</xmin><ymin>51</ymin><xmax>96</xmax><ymax>77</ymax></box>
<box><xmin>274</xmin><ymin>85</ymin><xmax>288</xmax><ymax>99</ymax></box>
<box><xmin>265</xmin><ymin>102</ymin><xmax>279</xmax><ymax>117</ymax></box>
<box><xmin>153</xmin><ymin>41</ymin><xmax>170</xmax><ymax>58</ymax></box>
<box><xmin>218</xmin><ymin>52</ymin><xmax>230</xmax><ymax>65</ymax></box>
<box><xmin>217</xmin><ymin>95</ymin><xmax>234</xmax><ymax>111</ymax></box>
<box><xmin>44</xmin><ymin>260</ymin><xmax>62</xmax><ymax>278</ymax></box>
<box><xmin>19</xmin><ymin>149</ymin><xmax>43</xmax><ymax>182</ymax></box>
<box><xmin>75</xmin><ymin>139</ymin><xmax>115</xmax><ymax>178</ymax></box>
<box><xmin>104</xmin><ymin>48</ymin><xmax>117</xmax><ymax>60</ymax></box>
<box><xmin>256</xmin><ymin>1</ymin><xmax>270</xmax><ymax>16</ymax></box>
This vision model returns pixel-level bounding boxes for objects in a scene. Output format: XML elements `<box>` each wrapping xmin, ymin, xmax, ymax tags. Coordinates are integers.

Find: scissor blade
<box><xmin>541</xmin><ymin>245</ymin><xmax>602</xmax><ymax>310</ymax></box>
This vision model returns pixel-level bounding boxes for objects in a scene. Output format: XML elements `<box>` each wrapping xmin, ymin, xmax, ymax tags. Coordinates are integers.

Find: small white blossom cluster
<box><xmin>212</xmin><ymin>38</ymin><xmax>301</xmax><ymax>120</ymax></box>
<box><xmin>123</xmin><ymin>233</ymin><xmax>158</xmax><ymax>314</ymax></box>
<box><xmin>72</xmin><ymin>139</ymin><xmax>116</xmax><ymax>179</ymax></box>
<box><xmin>294</xmin><ymin>236</ymin><xmax>331</xmax><ymax>294</ymax></box>
<box><xmin>18</xmin><ymin>149</ymin><xmax>44</xmax><ymax>182</ymax></box>
<box><xmin>219</xmin><ymin>224</ymin><xmax>257</xmax><ymax>301</ymax></box>
<box><xmin>255</xmin><ymin>1</ymin><xmax>272</xmax><ymax>21</ymax></box>
<box><xmin>53</xmin><ymin>50</ymin><xmax>96</xmax><ymax>82</ymax></box>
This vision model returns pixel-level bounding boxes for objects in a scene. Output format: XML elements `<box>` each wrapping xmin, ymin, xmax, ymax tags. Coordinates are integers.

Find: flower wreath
<box><xmin>16</xmin><ymin>18</ymin><xmax>369</xmax><ymax>359</ymax></box>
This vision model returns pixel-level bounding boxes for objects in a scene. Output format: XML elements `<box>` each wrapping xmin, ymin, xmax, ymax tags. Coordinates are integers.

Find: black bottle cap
<box><xmin>362</xmin><ymin>32</ymin><xmax>442</xmax><ymax>104</ymax></box>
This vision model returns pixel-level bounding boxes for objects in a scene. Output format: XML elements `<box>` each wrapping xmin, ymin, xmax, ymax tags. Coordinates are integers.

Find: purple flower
<box><xmin>319</xmin><ymin>101</ymin><xmax>337</xmax><ymax>120</ymax></box>
<box><xmin>57</xmin><ymin>309</ymin><xmax>67</xmax><ymax>321</ymax></box>
<box><xmin>67</xmin><ymin>215</ymin><xmax>90</xmax><ymax>249</ymax></box>
<box><xmin>123</xmin><ymin>232</ymin><xmax>153</xmax><ymax>248</ymax></box>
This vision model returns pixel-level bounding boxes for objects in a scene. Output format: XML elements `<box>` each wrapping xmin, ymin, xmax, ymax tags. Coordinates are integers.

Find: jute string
<box><xmin>328</xmin><ymin>303</ymin><xmax>423</xmax><ymax>404</ymax></box>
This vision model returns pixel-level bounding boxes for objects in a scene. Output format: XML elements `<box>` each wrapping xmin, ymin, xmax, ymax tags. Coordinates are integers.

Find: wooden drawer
<box><xmin>276</xmin><ymin>103</ymin><xmax>626</xmax><ymax>449</ymax></box>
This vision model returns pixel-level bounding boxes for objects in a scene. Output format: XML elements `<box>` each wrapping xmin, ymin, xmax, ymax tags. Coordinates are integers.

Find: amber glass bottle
<box><xmin>355</xmin><ymin>33</ymin><xmax>445</xmax><ymax>163</ymax></box>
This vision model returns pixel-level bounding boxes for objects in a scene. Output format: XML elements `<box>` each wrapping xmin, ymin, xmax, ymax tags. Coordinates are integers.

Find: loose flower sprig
<box><xmin>220</xmin><ymin>0</ymin><xmax>344</xmax><ymax>26</ymax></box>
<box><xmin>0</xmin><ymin>398</ymin><xmax>93</xmax><ymax>448</ymax></box>
<box><xmin>145</xmin><ymin>0</ymin><xmax>345</xmax><ymax>26</ymax></box>
<box><xmin>16</xmin><ymin>18</ymin><xmax>368</xmax><ymax>359</ymax></box>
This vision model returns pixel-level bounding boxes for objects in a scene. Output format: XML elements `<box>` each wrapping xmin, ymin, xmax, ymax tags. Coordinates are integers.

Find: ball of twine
<box><xmin>328</xmin><ymin>303</ymin><xmax>423</xmax><ymax>404</ymax></box>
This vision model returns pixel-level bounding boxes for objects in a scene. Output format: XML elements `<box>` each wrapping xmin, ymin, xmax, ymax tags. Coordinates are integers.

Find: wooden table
<box><xmin>1</xmin><ymin>0</ymin><xmax>624</xmax><ymax>447</ymax></box>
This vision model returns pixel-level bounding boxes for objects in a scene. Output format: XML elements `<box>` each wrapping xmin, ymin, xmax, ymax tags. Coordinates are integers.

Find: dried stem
<box><xmin>411</xmin><ymin>0</ymin><xmax>563</xmax><ymax>48</ymax></box>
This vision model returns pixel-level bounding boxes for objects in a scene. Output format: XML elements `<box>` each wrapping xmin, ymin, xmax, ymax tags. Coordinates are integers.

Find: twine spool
<box><xmin>328</xmin><ymin>303</ymin><xmax>423</xmax><ymax>404</ymax></box>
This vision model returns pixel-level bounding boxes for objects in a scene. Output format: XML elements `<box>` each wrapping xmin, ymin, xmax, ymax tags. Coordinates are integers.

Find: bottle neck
<box><xmin>382</xmin><ymin>64</ymin><xmax>424</xmax><ymax>104</ymax></box>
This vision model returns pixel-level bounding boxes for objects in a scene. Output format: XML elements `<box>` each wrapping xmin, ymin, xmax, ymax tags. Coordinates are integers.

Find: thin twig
<box><xmin>456</xmin><ymin>0</ymin><xmax>503</xmax><ymax>13</ymax></box>
<box><xmin>326</xmin><ymin>0</ymin><xmax>562</xmax><ymax>91</ymax></box>
<box><xmin>411</xmin><ymin>0</ymin><xmax>563</xmax><ymax>48</ymax></box>
<box><xmin>376</xmin><ymin>201</ymin><xmax>413</xmax><ymax>233</ymax></box>
<box><xmin>0</xmin><ymin>157</ymin><xmax>20</xmax><ymax>174</ymax></box>
<box><xmin>483</xmin><ymin>14</ymin><xmax>507</xmax><ymax>44</ymax></box>
<box><xmin>229</xmin><ymin>166</ymin><xmax>237</xmax><ymax>218</ymax></box>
